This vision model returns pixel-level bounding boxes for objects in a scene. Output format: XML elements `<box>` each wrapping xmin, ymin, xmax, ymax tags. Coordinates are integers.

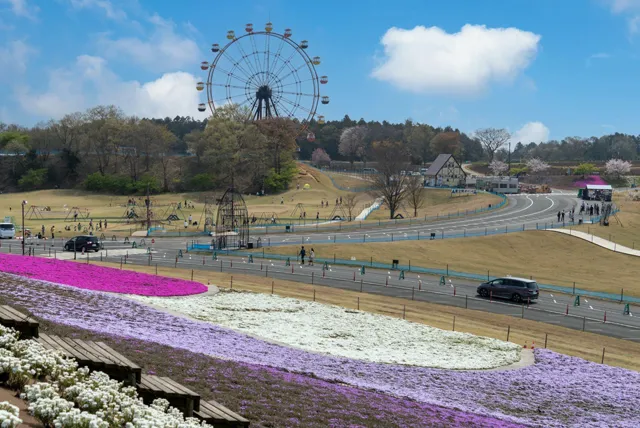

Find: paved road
<box><xmin>149</xmin><ymin>193</ymin><xmax>584</xmax><ymax>249</ymax></box>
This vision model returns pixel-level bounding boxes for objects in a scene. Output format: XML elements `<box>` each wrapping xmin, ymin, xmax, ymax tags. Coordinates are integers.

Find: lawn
<box><xmin>323</xmin><ymin>171</ymin><xmax>374</xmax><ymax>191</ymax></box>
<box><xmin>569</xmin><ymin>191</ymin><xmax>640</xmax><ymax>249</ymax></box>
<box><xmin>367</xmin><ymin>188</ymin><xmax>503</xmax><ymax>220</ymax></box>
<box><xmin>0</xmin><ymin>164</ymin><xmax>375</xmax><ymax>237</ymax></box>
<box><xmin>70</xmin><ymin>261</ymin><xmax>640</xmax><ymax>371</ymax></box>
<box><xmin>261</xmin><ymin>231</ymin><xmax>640</xmax><ymax>298</ymax></box>
<box><xmin>242</xmin><ymin>164</ymin><xmax>375</xmax><ymax>221</ymax></box>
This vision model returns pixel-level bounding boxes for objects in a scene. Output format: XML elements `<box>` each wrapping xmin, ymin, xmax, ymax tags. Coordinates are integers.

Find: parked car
<box><xmin>63</xmin><ymin>235</ymin><xmax>102</xmax><ymax>252</ymax></box>
<box><xmin>477</xmin><ymin>277</ymin><xmax>539</xmax><ymax>303</ymax></box>
<box><xmin>0</xmin><ymin>223</ymin><xmax>15</xmax><ymax>239</ymax></box>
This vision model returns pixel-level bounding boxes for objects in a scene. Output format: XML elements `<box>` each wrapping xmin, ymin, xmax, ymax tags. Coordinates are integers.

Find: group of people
<box><xmin>579</xmin><ymin>202</ymin><xmax>600</xmax><ymax>216</ymax></box>
<box><xmin>38</xmin><ymin>218</ymin><xmax>108</xmax><ymax>240</ymax></box>
<box><xmin>299</xmin><ymin>246</ymin><xmax>315</xmax><ymax>265</ymax></box>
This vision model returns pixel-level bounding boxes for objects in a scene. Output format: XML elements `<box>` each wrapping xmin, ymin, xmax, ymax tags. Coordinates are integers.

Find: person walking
<box><xmin>300</xmin><ymin>246</ymin><xmax>306</xmax><ymax>265</ymax></box>
<box><xmin>104</xmin><ymin>219</ymin><xmax>108</xmax><ymax>229</ymax></box>
<box><xmin>50</xmin><ymin>225</ymin><xmax>55</xmax><ymax>240</ymax></box>
<box><xmin>41</xmin><ymin>225</ymin><xmax>45</xmax><ymax>236</ymax></box>
<box><xmin>309</xmin><ymin>248</ymin><xmax>315</xmax><ymax>266</ymax></box>
<box><xmin>561</xmin><ymin>211</ymin><xmax>565</xmax><ymax>222</ymax></box>
<box><xmin>557</xmin><ymin>211</ymin><xmax>561</xmax><ymax>222</ymax></box>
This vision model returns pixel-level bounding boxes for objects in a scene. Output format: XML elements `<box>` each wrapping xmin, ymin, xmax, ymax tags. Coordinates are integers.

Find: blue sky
<box><xmin>1</xmin><ymin>0</ymin><xmax>640</xmax><ymax>143</ymax></box>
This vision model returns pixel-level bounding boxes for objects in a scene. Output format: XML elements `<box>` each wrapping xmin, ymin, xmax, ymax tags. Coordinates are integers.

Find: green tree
<box><xmin>18</xmin><ymin>168</ymin><xmax>48</xmax><ymax>190</ymax></box>
<box><xmin>574</xmin><ymin>163</ymin><xmax>597</xmax><ymax>177</ymax></box>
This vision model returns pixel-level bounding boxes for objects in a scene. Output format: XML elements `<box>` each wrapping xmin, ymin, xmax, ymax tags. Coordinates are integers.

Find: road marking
<box><xmin>589</xmin><ymin>305</ymin><xmax>594</xmax><ymax>310</ymax></box>
<box><xmin>553</xmin><ymin>299</ymin><xmax>557</xmax><ymax>304</ymax></box>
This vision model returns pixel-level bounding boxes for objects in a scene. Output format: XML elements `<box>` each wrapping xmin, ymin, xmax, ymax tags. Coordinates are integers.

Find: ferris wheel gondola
<box><xmin>197</xmin><ymin>22</ymin><xmax>328</xmax><ymax>135</ymax></box>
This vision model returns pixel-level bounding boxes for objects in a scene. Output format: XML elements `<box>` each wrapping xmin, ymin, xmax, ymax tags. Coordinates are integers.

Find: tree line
<box><xmin>1</xmin><ymin>106</ymin><xmax>639</xmax><ymax>194</ymax></box>
<box><xmin>0</xmin><ymin>105</ymin><xmax>298</xmax><ymax>194</ymax></box>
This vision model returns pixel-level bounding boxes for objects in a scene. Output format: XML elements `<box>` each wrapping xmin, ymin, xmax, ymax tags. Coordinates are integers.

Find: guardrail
<box><xmin>226</xmin><ymin>248</ymin><xmax>639</xmax><ymax>304</ymax></box>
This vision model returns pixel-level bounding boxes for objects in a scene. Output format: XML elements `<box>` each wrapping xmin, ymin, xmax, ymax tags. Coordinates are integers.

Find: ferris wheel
<box><xmin>197</xmin><ymin>22</ymin><xmax>328</xmax><ymax>135</ymax></box>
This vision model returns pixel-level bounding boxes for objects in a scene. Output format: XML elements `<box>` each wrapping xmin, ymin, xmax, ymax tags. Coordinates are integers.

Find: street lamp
<box><xmin>21</xmin><ymin>200</ymin><xmax>27</xmax><ymax>255</ymax></box>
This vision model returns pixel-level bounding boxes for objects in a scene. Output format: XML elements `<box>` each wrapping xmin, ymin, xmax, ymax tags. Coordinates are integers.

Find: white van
<box><xmin>0</xmin><ymin>223</ymin><xmax>16</xmax><ymax>239</ymax></box>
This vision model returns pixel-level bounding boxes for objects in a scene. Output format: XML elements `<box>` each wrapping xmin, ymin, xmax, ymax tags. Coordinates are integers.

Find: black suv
<box><xmin>63</xmin><ymin>236</ymin><xmax>102</xmax><ymax>252</ymax></box>
<box><xmin>477</xmin><ymin>277</ymin><xmax>539</xmax><ymax>303</ymax></box>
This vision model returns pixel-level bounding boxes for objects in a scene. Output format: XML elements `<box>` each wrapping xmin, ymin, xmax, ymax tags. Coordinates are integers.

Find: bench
<box><xmin>136</xmin><ymin>375</ymin><xmax>200</xmax><ymax>417</ymax></box>
<box><xmin>36</xmin><ymin>334</ymin><xmax>141</xmax><ymax>385</ymax></box>
<box><xmin>0</xmin><ymin>305</ymin><xmax>39</xmax><ymax>339</ymax></box>
<box><xmin>194</xmin><ymin>400</ymin><xmax>250</xmax><ymax>427</ymax></box>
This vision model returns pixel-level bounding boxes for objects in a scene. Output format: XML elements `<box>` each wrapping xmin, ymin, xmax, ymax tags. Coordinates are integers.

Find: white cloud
<box><xmin>3</xmin><ymin>0</ymin><xmax>39</xmax><ymax>19</ymax></box>
<box><xmin>371</xmin><ymin>24</ymin><xmax>541</xmax><ymax>95</ymax></box>
<box><xmin>603</xmin><ymin>0</ymin><xmax>640</xmax><ymax>33</ymax></box>
<box><xmin>586</xmin><ymin>52</ymin><xmax>611</xmax><ymax>66</ymax></box>
<box><xmin>68</xmin><ymin>0</ymin><xmax>127</xmax><ymax>20</ymax></box>
<box><xmin>510</xmin><ymin>122</ymin><xmax>549</xmax><ymax>144</ymax></box>
<box><xmin>96</xmin><ymin>13</ymin><xmax>201</xmax><ymax>72</ymax></box>
<box><xmin>15</xmin><ymin>55</ymin><xmax>208</xmax><ymax>120</ymax></box>
<box><xmin>0</xmin><ymin>40</ymin><xmax>37</xmax><ymax>77</ymax></box>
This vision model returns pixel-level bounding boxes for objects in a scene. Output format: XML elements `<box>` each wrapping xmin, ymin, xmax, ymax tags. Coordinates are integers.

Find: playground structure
<box><xmin>290</xmin><ymin>203</ymin><xmax>307</xmax><ymax>218</ymax></box>
<box><xmin>161</xmin><ymin>203</ymin><xmax>185</xmax><ymax>222</ymax></box>
<box><xmin>214</xmin><ymin>187</ymin><xmax>249</xmax><ymax>249</ymax></box>
<box><xmin>250</xmin><ymin>212</ymin><xmax>280</xmax><ymax>226</ymax></box>
<box><xmin>328</xmin><ymin>203</ymin><xmax>349</xmax><ymax>221</ymax></box>
<box><xmin>198</xmin><ymin>197</ymin><xmax>217</xmax><ymax>232</ymax></box>
<box><xmin>65</xmin><ymin>207</ymin><xmax>90</xmax><ymax>222</ymax></box>
<box><xmin>122</xmin><ymin>205</ymin><xmax>141</xmax><ymax>221</ymax></box>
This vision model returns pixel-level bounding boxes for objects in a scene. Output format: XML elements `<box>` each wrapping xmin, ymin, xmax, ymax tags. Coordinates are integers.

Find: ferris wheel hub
<box><xmin>256</xmin><ymin>85</ymin><xmax>273</xmax><ymax>101</ymax></box>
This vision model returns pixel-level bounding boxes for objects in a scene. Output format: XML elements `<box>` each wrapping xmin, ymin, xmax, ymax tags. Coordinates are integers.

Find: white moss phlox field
<box><xmin>133</xmin><ymin>291</ymin><xmax>521</xmax><ymax>370</ymax></box>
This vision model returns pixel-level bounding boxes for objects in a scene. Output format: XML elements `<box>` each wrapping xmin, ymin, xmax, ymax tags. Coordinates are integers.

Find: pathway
<box><xmin>546</xmin><ymin>229</ymin><xmax>640</xmax><ymax>257</ymax></box>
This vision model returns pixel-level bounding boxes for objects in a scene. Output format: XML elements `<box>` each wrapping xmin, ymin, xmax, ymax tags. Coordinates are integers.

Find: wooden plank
<box><xmin>0</xmin><ymin>306</ymin><xmax>20</xmax><ymax>321</ymax></box>
<box><xmin>196</xmin><ymin>402</ymin><xmax>233</xmax><ymax>421</ymax></box>
<box><xmin>61</xmin><ymin>338</ymin><xmax>102</xmax><ymax>364</ymax></box>
<box><xmin>138</xmin><ymin>375</ymin><xmax>164</xmax><ymax>393</ymax></box>
<box><xmin>72</xmin><ymin>339</ymin><xmax>117</xmax><ymax>367</ymax></box>
<box><xmin>207</xmin><ymin>401</ymin><xmax>249</xmax><ymax>423</ymax></box>
<box><xmin>94</xmin><ymin>342</ymin><xmax>141</xmax><ymax>369</ymax></box>
<box><xmin>45</xmin><ymin>335</ymin><xmax>90</xmax><ymax>364</ymax></box>
<box><xmin>38</xmin><ymin>334</ymin><xmax>70</xmax><ymax>356</ymax></box>
<box><xmin>159</xmin><ymin>377</ymin><xmax>199</xmax><ymax>398</ymax></box>
<box><xmin>2</xmin><ymin>306</ymin><xmax>37</xmax><ymax>324</ymax></box>
<box><xmin>35</xmin><ymin>337</ymin><xmax>53</xmax><ymax>351</ymax></box>
<box><xmin>148</xmin><ymin>376</ymin><xmax>183</xmax><ymax>396</ymax></box>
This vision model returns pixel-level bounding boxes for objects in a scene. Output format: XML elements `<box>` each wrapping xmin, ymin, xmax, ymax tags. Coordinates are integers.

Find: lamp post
<box><xmin>21</xmin><ymin>200</ymin><xmax>27</xmax><ymax>255</ymax></box>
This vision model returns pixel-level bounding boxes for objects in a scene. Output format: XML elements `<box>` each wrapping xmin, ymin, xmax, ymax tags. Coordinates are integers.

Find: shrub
<box><xmin>188</xmin><ymin>173</ymin><xmax>216</xmax><ymax>191</ymax></box>
<box><xmin>264</xmin><ymin>163</ymin><xmax>297</xmax><ymax>193</ymax></box>
<box><xmin>18</xmin><ymin>168</ymin><xmax>49</xmax><ymax>190</ymax></box>
<box><xmin>84</xmin><ymin>173</ymin><xmax>160</xmax><ymax>195</ymax></box>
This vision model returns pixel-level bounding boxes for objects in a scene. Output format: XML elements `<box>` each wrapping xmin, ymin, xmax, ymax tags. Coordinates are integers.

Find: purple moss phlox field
<box><xmin>3</xmin><ymin>275</ymin><xmax>640</xmax><ymax>427</ymax></box>
<box><xmin>573</xmin><ymin>175</ymin><xmax>608</xmax><ymax>188</ymax></box>
<box><xmin>0</xmin><ymin>254</ymin><xmax>206</xmax><ymax>296</ymax></box>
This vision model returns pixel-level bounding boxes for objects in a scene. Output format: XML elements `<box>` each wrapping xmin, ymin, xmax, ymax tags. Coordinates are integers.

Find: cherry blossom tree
<box><xmin>605</xmin><ymin>159</ymin><xmax>631</xmax><ymax>179</ymax></box>
<box><xmin>488</xmin><ymin>159</ymin><xmax>508</xmax><ymax>176</ymax></box>
<box><xmin>525</xmin><ymin>158</ymin><xmax>550</xmax><ymax>174</ymax></box>
<box><xmin>311</xmin><ymin>148</ymin><xmax>331</xmax><ymax>167</ymax></box>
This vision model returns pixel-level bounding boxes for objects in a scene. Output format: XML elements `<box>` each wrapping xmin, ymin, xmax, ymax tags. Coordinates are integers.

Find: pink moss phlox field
<box><xmin>0</xmin><ymin>254</ymin><xmax>206</xmax><ymax>296</ymax></box>
<box><xmin>573</xmin><ymin>175</ymin><xmax>608</xmax><ymax>188</ymax></box>
<box><xmin>3</xmin><ymin>276</ymin><xmax>640</xmax><ymax>428</ymax></box>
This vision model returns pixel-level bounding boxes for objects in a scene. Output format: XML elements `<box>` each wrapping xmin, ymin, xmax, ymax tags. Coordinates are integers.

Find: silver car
<box><xmin>477</xmin><ymin>277</ymin><xmax>539</xmax><ymax>303</ymax></box>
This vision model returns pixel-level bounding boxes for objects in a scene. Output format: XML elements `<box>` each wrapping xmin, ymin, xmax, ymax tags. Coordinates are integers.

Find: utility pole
<box><xmin>145</xmin><ymin>183</ymin><xmax>151</xmax><ymax>231</ymax></box>
<box><xmin>21</xmin><ymin>200</ymin><xmax>27</xmax><ymax>255</ymax></box>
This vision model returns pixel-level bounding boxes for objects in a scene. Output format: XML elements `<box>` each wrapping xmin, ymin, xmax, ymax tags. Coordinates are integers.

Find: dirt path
<box><xmin>0</xmin><ymin>387</ymin><xmax>39</xmax><ymax>428</ymax></box>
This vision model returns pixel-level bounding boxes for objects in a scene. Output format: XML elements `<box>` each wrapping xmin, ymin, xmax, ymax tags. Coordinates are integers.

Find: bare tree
<box><xmin>405</xmin><ymin>176</ymin><xmax>426</xmax><ymax>217</ymax></box>
<box><xmin>339</xmin><ymin>126</ymin><xmax>368</xmax><ymax>166</ymax></box>
<box><xmin>369</xmin><ymin>141</ymin><xmax>410</xmax><ymax>219</ymax></box>
<box><xmin>343</xmin><ymin>194</ymin><xmax>359</xmax><ymax>221</ymax></box>
<box><xmin>474</xmin><ymin>128</ymin><xmax>510</xmax><ymax>161</ymax></box>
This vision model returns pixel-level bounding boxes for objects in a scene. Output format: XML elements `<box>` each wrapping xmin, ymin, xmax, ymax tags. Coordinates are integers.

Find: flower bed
<box><xmin>133</xmin><ymin>292</ymin><xmax>520</xmax><ymax>369</ymax></box>
<box><xmin>0</xmin><ymin>254</ymin><xmax>206</xmax><ymax>296</ymax></box>
<box><xmin>0</xmin><ymin>325</ymin><xmax>214</xmax><ymax>427</ymax></box>
<box><xmin>3</xmin><ymin>275</ymin><xmax>640</xmax><ymax>427</ymax></box>
<box><xmin>573</xmin><ymin>175</ymin><xmax>608</xmax><ymax>188</ymax></box>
